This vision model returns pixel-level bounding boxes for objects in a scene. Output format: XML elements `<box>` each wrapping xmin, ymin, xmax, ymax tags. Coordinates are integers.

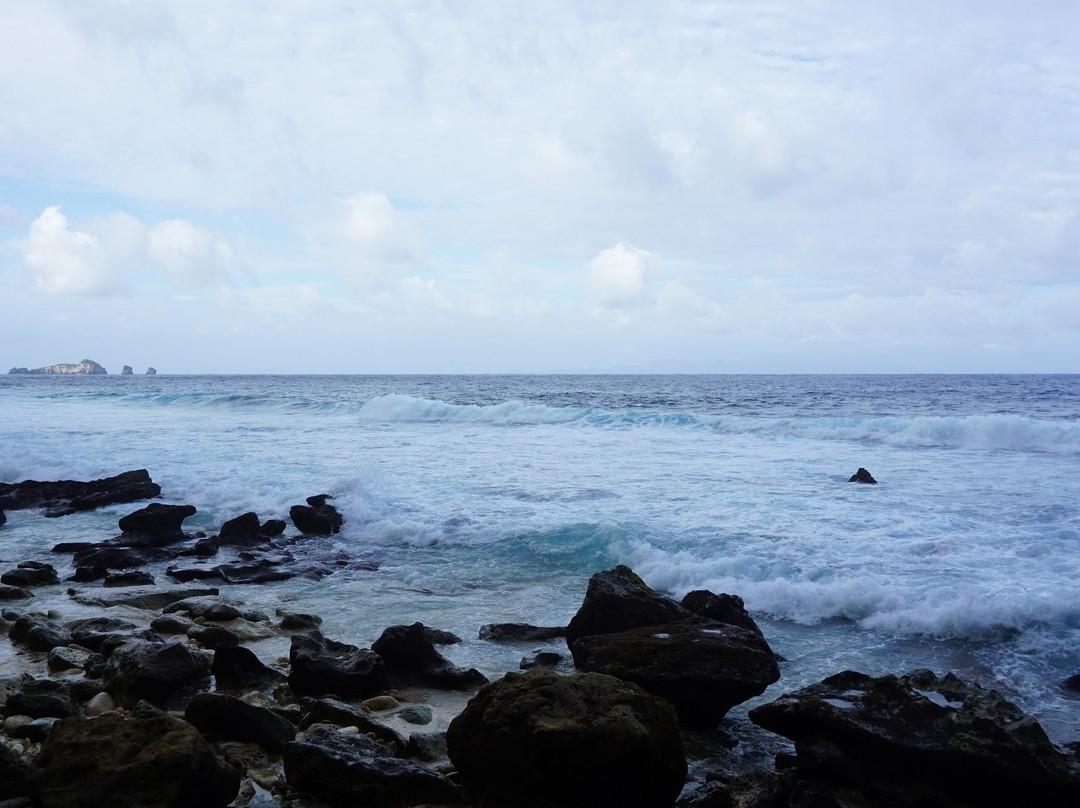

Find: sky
<box><xmin>1</xmin><ymin>1</ymin><xmax>1078</xmax><ymax>374</ymax></box>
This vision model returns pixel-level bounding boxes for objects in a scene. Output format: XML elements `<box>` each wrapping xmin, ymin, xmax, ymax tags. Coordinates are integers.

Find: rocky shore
<box><xmin>2</xmin><ymin>471</ymin><xmax>1079</xmax><ymax>807</ymax></box>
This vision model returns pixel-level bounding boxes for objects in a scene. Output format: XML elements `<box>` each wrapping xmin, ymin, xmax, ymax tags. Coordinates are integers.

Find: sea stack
<box><xmin>146</xmin><ymin>367</ymin><xmax>157</xmax><ymax>375</ymax></box>
<box><xmin>848</xmin><ymin>467</ymin><xmax>877</xmax><ymax>484</ymax></box>
<box><xmin>121</xmin><ymin>365</ymin><xmax>133</xmax><ymax>375</ymax></box>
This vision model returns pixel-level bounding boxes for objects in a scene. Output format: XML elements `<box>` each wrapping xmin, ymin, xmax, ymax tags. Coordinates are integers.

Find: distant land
<box><xmin>7</xmin><ymin>360</ymin><xmax>158</xmax><ymax>375</ymax></box>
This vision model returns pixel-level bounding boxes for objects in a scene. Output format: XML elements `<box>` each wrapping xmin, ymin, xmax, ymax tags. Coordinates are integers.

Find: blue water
<box><xmin>2</xmin><ymin>374</ymin><xmax>1078</xmax><ymax>744</ymax></box>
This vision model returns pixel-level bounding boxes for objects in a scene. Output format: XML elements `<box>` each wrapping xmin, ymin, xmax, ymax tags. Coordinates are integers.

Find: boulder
<box><xmin>187</xmin><ymin>624</ymin><xmax>240</xmax><ymax>650</ymax></box>
<box><xmin>211</xmin><ymin>645</ymin><xmax>287</xmax><ymax>692</ymax></box>
<box><xmin>283</xmin><ymin>725</ymin><xmax>462</xmax><ymax>807</ymax></box>
<box><xmin>28</xmin><ymin>712</ymin><xmax>239</xmax><ymax>808</ymax></box>
<box><xmin>116</xmin><ymin>502</ymin><xmax>197</xmax><ymax>545</ymax></box>
<box><xmin>847</xmin><ymin>467</ymin><xmax>877</xmax><ymax>484</ymax></box>
<box><xmin>0</xmin><ymin>469</ymin><xmax>160</xmax><ymax>517</ymax></box>
<box><xmin>10</xmin><ymin>613</ymin><xmax>72</xmax><ymax>651</ymax></box>
<box><xmin>288</xmin><ymin>632</ymin><xmax>388</xmax><ymax>698</ymax></box>
<box><xmin>447</xmin><ymin>668</ymin><xmax>687</xmax><ymax>808</ymax></box>
<box><xmin>564</xmin><ymin>564</ymin><xmax>693</xmax><ymax>646</ymax></box>
<box><xmin>290</xmin><ymin>494</ymin><xmax>343</xmax><ymax>535</ymax></box>
<box><xmin>479</xmin><ymin>623</ymin><xmax>567</xmax><ymax>642</ymax></box>
<box><xmin>121</xmin><ymin>365</ymin><xmax>133</xmax><ymax>375</ymax></box>
<box><xmin>0</xmin><ymin>583</ymin><xmax>33</xmax><ymax>600</ymax></box>
<box><xmin>103</xmin><ymin>570</ymin><xmax>155</xmax><ymax>587</ymax></box>
<box><xmin>0</xmin><ymin>742</ymin><xmax>28</xmax><ymax>801</ymax></box>
<box><xmin>681</xmin><ymin>589</ymin><xmax>764</xmax><ymax>636</ymax></box>
<box><xmin>748</xmin><ymin>669</ymin><xmax>1080</xmax><ymax>806</ymax></box>
<box><xmin>70</xmin><ymin>585</ymin><xmax>219</xmax><ymax>611</ymax></box>
<box><xmin>67</xmin><ymin>616</ymin><xmax>139</xmax><ymax>652</ymax></box>
<box><xmin>184</xmin><ymin>692</ymin><xmax>297</xmax><ymax>752</ymax></box>
<box><xmin>161</xmin><ymin>595</ymin><xmax>268</xmax><ymax>622</ymax></box>
<box><xmin>103</xmin><ymin>640</ymin><xmax>212</xmax><ymax>708</ymax></box>
<box><xmin>297</xmin><ymin>696</ymin><xmax>408</xmax><ymax>753</ymax></box>
<box><xmin>371</xmin><ymin>622</ymin><xmax>488</xmax><ymax>690</ymax></box>
<box><xmin>571</xmin><ymin>617</ymin><xmax>780</xmax><ymax>727</ymax></box>
<box><xmin>5</xmin><ymin>677</ymin><xmax>75</xmax><ymax>718</ymax></box>
<box><xmin>217</xmin><ymin>511</ymin><xmax>268</xmax><ymax>546</ymax></box>
<box><xmin>520</xmin><ymin>650</ymin><xmax>565</xmax><ymax>670</ymax></box>
<box><xmin>1</xmin><ymin>562</ymin><xmax>60</xmax><ymax>587</ymax></box>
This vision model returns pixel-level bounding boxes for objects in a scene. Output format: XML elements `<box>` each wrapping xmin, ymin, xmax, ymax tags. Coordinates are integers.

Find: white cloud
<box><xmin>340</xmin><ymin>192</ymin><xmax>419</xmax><ymax>264</ymax></box>
<box><xmin>148</xmin><ymin>219</ymin><xmax>233</xmax><ymax>286</ymax></box>
<box><xmin>22</xmin><ymin>206</ymin><xmax>120</xmax><ymax>296</ymax></box>
<box><xmin>584</xmin><ymin>243</ymin><xmax>651</xmax><ymax>308</ymax></box>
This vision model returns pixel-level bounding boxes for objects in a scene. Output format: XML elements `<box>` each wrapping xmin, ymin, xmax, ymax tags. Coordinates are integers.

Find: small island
<box><xmin>8</xmin><ymin>359</ymin><xmax>108</xmax><ymax>375</ymax></box>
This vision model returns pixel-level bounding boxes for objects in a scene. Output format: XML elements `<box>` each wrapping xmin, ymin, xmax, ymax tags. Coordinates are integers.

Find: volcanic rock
<box><xmin>116</xmin><ymin>502</ymin><xmax>197</xmax><ymax>545</ymax></box>
<box><xmin>297</xmin><ymin>696</ymin><xmax>408</xmax><ymax>753</ymax></box>
<box><xmin>371</xmin><ymin>622</ymin><xmax>488</xmax><ymax>690</ymax></box>
<box><xmin>681</xmin><ymin>589</ymin><xmax>764</xmax><ymax>636</ymax></box>
<box><xmin>1</xmin><ymin>562</ymin><xmax>59</xmax><ymax>587</ymax></box>
<box><xmin>185</xmin><ymin>692</ymin><xmax>297</xmax><ymax>752</ymax></box>
<box><xmin>290</xmin><ymin>494</ymin><xmax>343</xmax><ymax>535</ymax></box>
<box><xmin>9</xmin><ymin>613</ymin><xmax>72</xmax><ymax>651</ymax></box>
<box><xmin>0</xmin><ymin>468</ymin><xmax>160</xmax><ymax>517</ymax></box>
<box><xmin>103</xmin><ymin>639</ymin><xmax>212</xmax><ymax>708</ymax></box>
<box><xmin>848</xmin><ymin>467</ymin><xmax>878</xmax><ymax>484</ymax></box>
<box><xmin>446</xmin><ymin>668</ymin><xmax>687</xmax><ymax>808</ymax></box>
<box><xmin>211</xmin><ymin>645</ymin><xmax>287</xmax><ymax>692</ymax></box>
<box><xmin>564</xmin><ymin>564</ymin><xmax>693</xmax><ymax>646</ymax></box>
<box><xmin>288</xmin><ymin>632</ymin><xmax>388</xmax><ymax>699</ymax></box>
<box><xmin>479</xmin><ymin>622</ymin><xmax>567</xmax><ymax>642</ymax></box>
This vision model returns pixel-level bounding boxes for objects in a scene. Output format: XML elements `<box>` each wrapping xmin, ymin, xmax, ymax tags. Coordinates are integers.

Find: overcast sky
<box><xmin>1</xmin><ymin>1</ymin><xmax>1078</xmax><ymax>373</ymax></box>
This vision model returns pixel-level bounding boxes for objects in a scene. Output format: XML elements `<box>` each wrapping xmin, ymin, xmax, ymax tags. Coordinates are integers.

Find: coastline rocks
<box><xmin>10</xmin><ymin>613</ymin><xmax>72</xmax><ymax>652</ymax></box>
<box><xmin>1</xmin><ymin>562</ymin><xmax>60</xmax><ymax>588</ymax></box>
<box><xmin>479</xmin><ymin>622</ymin><xmax>567</xmax><ymax>642</ymax></box>
<box><xmin>121</xmin><ymin>365</ymin><xmax>133</xmax><ymax>375</ymax></box>
<box><xmin>848</xmin><ymin>467</ymin><xmax>878</xmax><ymax>484</ymax></box>
<box><xmin>103</xmin><ymin>640</ymin><xmax>212</xmax><ymax>708</ymax></box>
<box><xmin>288</xmin><ymin>632</ymin><xmax>388</xmax><ymax>698</ymax></box>
<box><xmin>8</xmin><ymin>358</ymin><xmax>107</xmax><ymax>375</ymax></box>
<box><xmin>681</xmin><ymin>589</ymin><xmax>765</xmax><ymax>637</ymax></box>
<box><xmin>297</xmin><ymin>696</ymin><xmax>408</xmax><ymax>753</ymax></box>
<box><xmin>218</xmin><ymin>511</ymin><xmax>276</xmax><ymax>547</ymax></box>
<box><xmin>211</xmin><ymin>645</ymin><xmax>287</xmax><ymax>691</ymax></box>
<box><xmin>0</xmin><ymin>583</ymin><xmax>33</xmax><ymax>601</ymax></box>
<box><xmin>748</xmin><ymin>669</ymin><xmax>1080</xmax><ymax>806</ymax></box>
<box><xmin>564</xmin><ymin>564</ymin><xmax>693</xmax><ymax>645</ymax></box>
<box><xmin>290</xmin><ymin>494</ymin><xmax>343</xmax><ymax>535</ymax></box>
<box><xmin>571</xmin><ymin>617</ymin><xmax>781</xmax><ymax>727</ymax></box>
<box><xmin>371</xmin><ymin>622</ymin><xmax>488</xmax><ymax>690</ymax></box>
<box><xmin>184</xmin><ymin>692</ymin><xmax>297</xmax><ymax>752</ymax></box>
<box><xmin>28</xmin><ymin>712</ymin><xmax>240</xmax><ymax>808</ymax></box>
<box><xmin>0</xmin><ymin>469</ymin><xmax>160</xmax><ymax>517</ymax></box>
<box><xmin>116</xmin><ymin>502</ymin><xmax>197</xmax><ymax>545</ymax></box>
<box><xmin>446</xmin><ymin>668</ymin><xmax>687</xmax><ymax>808</ymax></box>
<box><xmin>284</xmin><ymin>725</ymin><xmax>463</xmax><ymax>807</ymax></box>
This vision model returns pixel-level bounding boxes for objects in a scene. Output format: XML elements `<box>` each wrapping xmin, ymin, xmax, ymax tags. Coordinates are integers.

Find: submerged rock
<box><xmin>447</xmin><ymin>668</ymin><xmax>686</xmax><ymax>808</ymax></box>
<box><xmin>847</xmin><ymin>467</ymin><xmax>878</xmax><ymax>484</ymax></box>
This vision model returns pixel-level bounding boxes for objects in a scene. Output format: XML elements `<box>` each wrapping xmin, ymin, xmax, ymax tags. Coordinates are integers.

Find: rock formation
<box><xmin>121</xmin><ymin>365</ymin><xmax>133</xmax><ymax>375</ymax></box>
<box><xmin>146</xmin><ymin>367</ymin><xmax>157</xmax><ymax>374</ymax></box>
<box><xmin>7</xmin><ymin>359</ymin><xmax>107</xmax><ymax>374</ymax></box>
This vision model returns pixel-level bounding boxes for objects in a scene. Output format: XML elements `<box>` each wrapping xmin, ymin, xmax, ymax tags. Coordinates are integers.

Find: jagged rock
<box><xmin>565</xmin><ymin>564</ymin><xmax>693</xmax><ymax>646</ymax></box>
<box><xmin>571</xmin><ymin>617</ymin><xmax>780</xmax><ymax>727</ymax></box>
<box><xmin>103</xmin><ymin>639</ymin><xmax>212</xmax><ymax>708</ymax></box>
<box><xmin>681</xmin><ymin>589</ymin><xmax>764</xmax><ymax>636</ymax></box>
<box><xmin>371</xmin><ymin>622</ymin><xmax>488</xmax><ymax>691</ymax></box>
<box><xmin>847</xmin><ymin>467</ymin><xmax>877</xmax><ymax>484</ymax></box>
<box><xmin>479</xmin><ymin>623</ymin><xmax>567</xmax><ymax>642</ymax></box>
<box><xmin>447</xmin><ymin>668</ymin><xmax>687</xmax><ymax>808</ymax></box>
<box><xmin>9</xmin><ymin>613</ymin><xmax>72</xmax><ymax>651</ymax></box>
<box><xmin>161</xmin><ymin>595</ymin><xmax>268</xmax><ymax>622</ymax></box>
<box><xmin>0</xmin><ymin>469</ymin><xmax>160</xmax><ymax>517</ymax></box>
<box><xmin>284</xmin><ymin>725</ymin><xmax>462</xmax><ymax>807</ymax></box>
<box><xmin>185</xmin><ymin>692</ymin><xmax>297</xmax><ymax>752</ymax></box>
<box><xmin>117</xmin><ymin>502</ymin><xmax>197</xmax><ymax>545</ymax></box>
<box><xmin>288</xmin><ymin>632</ymin><xmax>387</xmax><ymax>699</ymax></box>
<box><xmin>28</xmin><ymin>712</ymin><xmax>239</xmax><ymax>808</ymax></box>
<box><xmin>1</xmin><ymin>563</ymin><xmax>59</xmax><ymax>587</ymax></box>
<box><xmin>290</xmin><ymin>494</ymin><xmax>343</xmax><ymax>535</ymax></box>
<box><xmin>298</xmin><ymin>696</ymin><xmax>408</xmax><ymax>753</ymax></box>
<box><xmin>748</xmin><ymin>669</ymin><xmax>1080</xmax><ymax>807</ymax></box>
<box><xmin>211</xmin><ymin>645</ymin><xmax>287</xmax><ymax>692</ymax></box>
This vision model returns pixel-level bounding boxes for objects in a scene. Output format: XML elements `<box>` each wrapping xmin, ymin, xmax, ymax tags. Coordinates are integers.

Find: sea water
<box><xmin>1</xmin><ymin>374</ymin><xmax>1078</xmax><ymax>746</ymax></box>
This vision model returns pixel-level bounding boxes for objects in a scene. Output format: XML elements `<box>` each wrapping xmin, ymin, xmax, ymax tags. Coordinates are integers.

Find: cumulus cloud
<box><xmin>148</xmin><ymin>219</ymin><xmax>233</xmax><ymax>286</ymax></box>
<box><xmin>584</xmin><ymin>243</ymin><xmax>651</xmax><ymax>308</ymax></box>
<box><xmin>22</xmin><ymin>206</ymin><xmax>120</xmax><ymax>295</ymax></box>
<box><xmin>340</xmin><ymin>192</ymin><xmax>419</xmax><ymax>264</ymax></box>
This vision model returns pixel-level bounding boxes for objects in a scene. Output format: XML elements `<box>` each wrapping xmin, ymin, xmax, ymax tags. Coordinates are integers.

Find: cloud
<box><xmin>340</xmin><ymin>192</ymin><xmax>420</xmax><ymax>264</ymax></box>
<box><xmin>584</xmin><ymin>243</ymin><xmax>651</xmax><ymax>308</ymax></box>
<box><xmin>148</xmin><ymin>219</ymin><xmax>233</xmax><ymax>286</ymax></box>
<box><xmin>22</xmin><ymin>206</ymin><xmax>120</xmax><ymax>296</ymax></box>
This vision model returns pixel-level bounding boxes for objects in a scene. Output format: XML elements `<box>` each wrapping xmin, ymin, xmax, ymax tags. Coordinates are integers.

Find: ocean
<box><xmin>2</xmin><ymin>374</ymin><xmax>1078</xmax><ymax>747</ymax></box>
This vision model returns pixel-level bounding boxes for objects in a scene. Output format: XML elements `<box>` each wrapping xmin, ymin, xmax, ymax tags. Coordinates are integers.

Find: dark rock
<box><xmin>1</xmin><ymin>564</ymin><xmax>59</xmax><ymax>587</ymax></box>
<box><xmin>290</xmin><ymin>494</ymin><xmax>343</xmax><ymax>535</ymax></box>
<box><xmin>520</xmin><ymin>650</ymin><xmax>564</xmax><ymax>669</ymax></box>
<box><xmin>260</xmin><ymin>518</ymin><xmax>286</xmax><ymax>536</ymax></box>
<box><xmin>97</xmin><ymin>629</ymin><xmax>164</xmax><ymax>658</ymax></box>
<box><xmin>166</xmin><ymin>565</ymin><xmax>224</xmax><ymax>583</ymax></box>
<box><xmin>12</xmin><ymin>716</ymin><xmax>61</xmax><ymax>743</ymax></box>
<box><xmin>571</xmin><ymin>617</ymin><xmax>780</xmax><ymax>727</ymax></box>
<box><xmin>565</xmin><ymin>564</ymin><xmax>693</xmax><ymax>646</ymax></box>
<box><xmin>70</xmin><ymin>585</ymin><xmax>219</xmax><ymax>610</ymax></box>
<box><xmin>150</xmin><ymin>614</ymin><xmax>195</xmax><ymax>635</ymax></box>
<box><xmin>67</xmin><ymin>566</ymin><xmax>107</xmax><ymax>582</ymax></box>
<box><xmin>681</xmin><ymin>590</ymin><xmax>764</xmax><ymax>636</ymax></box>
<box><xmin>422</xmin><ymin>626</ymin><xmax>461</xmax><ymax>644</ymax></box>
<box><xmin>211</xmin><ymin>645</ymin><xmax>287</xmax><ymax>692</ymax></box>
<box><xmin>371</xmin><ymin>622</ymin><xmax>488</xmax><ymax>690</ymax></box>
<box><xmin>116</xmin><ymin>502</ymin><xmax>196</xmax><ymax>545</ymax></box>
<box><xmin>161</xmin><ymin>595</ymin><xmax>268</xmax><ymax>622</ymax></box>
<box><xmin>69</xmin><ymin>544</ymin><xmax>174</xmax><ymax>569</ymax></box>
<box><xmin>47</xmin><ymin>646</ymin><xmax>91</xmax><ymax>673</ymax></box>
<box><xmin>279</xmin><ymin>611</ymin><xmax>323</xmax><ymax>631</ymax></box>
<box><xmin>284</xmin><ymin>725</ymin><xmax>462</xmax><ymax>807</ymax></box>
<box><xmin>103</xmin><ymin>570</ymin><xmax>155</xmax><ymax>587</ymax></box>
<box><xmin>9</xmin><ymin>613</ymin><xmax>72</xmax><ymax>651</ymax></box>
<box><xmin>0</xmin><ymin>508</ymin><xmax>4</xmax><ymax>526</ymax></box>
<box><xmin>214</xmin><ymin>560</ymin><xmax>294</xmax><ymax>584</ymax></box>
<box><xmin>67</xmin><ymin>616</ymin><xmax>139</xmax><ymax>652</ymax></box>
<box><xmin>0</xmin><ymin>584</ymin><xmax>33</xmax><ymax>601</ymax></box>
<box><xmin>187</xmin><ymin>624</ymin><xmax>240</xmax><ymax>650</ymax></box>
<box><xmin>103</xmin><ymin>639</ymin><xmax>212</xmax><ymax>708</ymax></box>
<box><xmin>298</xmin><ymin>697</ymin><xmax>408</xmax><ymax>753</ymax></box>
<box><xmin>288</xmin><ymin>632</ymin><xmax>388</xmax><ymax>699</ymax></box>
<box><xmin>184</xmin><ymin>692</ymin><xmax>297</xmax><ymax>752</ymax></box>
<box><xmin>479</xmin><ymin>623</ymin><xmax>567</xmax><ymax>642</ymax></box>
<box><xmin>217</xmin><ymin>511</ymin><xmax>270</xmax><ymax>547</ymax></box>
<box><xmin>1063</xmin><ymin>673</ymin><xmax>1080</xmax><ymax>693</ymax></box>
<box><xmin>0</xmin><ymin>742</ymin><xmax>28</xmax><ymax>800</ymax></box>
<box><xmin>0</xmin><ymin>469</ymin><xmax>160</xmax><ymax>518</ymax></box>
<box><xmin>83</xmin><ymin>653</ymin><xmax>107</xmax><ymax>679</ymax></box>
<box><xmin>6</xmin><ymin>678</ymin><xmax>74</xmax><ymax>718</ymax></box>
<box><xmin>447</xmin><ymin>668</ymin><xmax>686</xmax><ymax>808</ymax></box>
<box><xmin>748</xmin><ymin>669</ymin><xmax>1080</xmax><ymax>806</ymax></box>
<box><xmin>409</xmin><ymin>731</ymin><xmax>448</xmax><ymax>762</ymax></box>
<box><xmin>28</xmin><ymin>712</ymin><xmax>239</xmax><ymax>808</ymax></box>
<box><xmin>847</xmin><ymin>467</ymin><xmax>877</xmax><ymax>484</ymax></box>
